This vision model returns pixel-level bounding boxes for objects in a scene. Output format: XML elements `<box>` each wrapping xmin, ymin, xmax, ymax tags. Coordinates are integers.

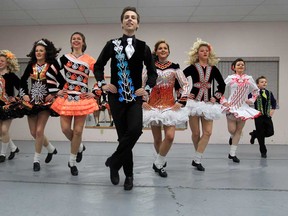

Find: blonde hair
<box><xmin>0</xmin><ymin>50</ymin><xmax>20</xmax><ymax>73</ymax></box>
<box><xmin>186</xmin><ymin>38</ymin><xmax>219</xmax><ymax>66</ymax></box>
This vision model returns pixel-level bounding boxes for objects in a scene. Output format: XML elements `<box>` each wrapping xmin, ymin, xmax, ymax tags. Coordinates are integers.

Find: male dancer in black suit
<box><xmin>249</xmin><ymin>76</ymin><xmax>276</xmax><ymax>158</ymax></box>
<box><xmin>94</xmin><ymin>6</ymin><xmax>157</xmax><ymax>190</ymax></box>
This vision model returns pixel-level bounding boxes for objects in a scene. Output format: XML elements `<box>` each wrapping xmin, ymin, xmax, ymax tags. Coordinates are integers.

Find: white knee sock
<box><xmin>46</xmin><ymin>142</ymin><xmax>55</xmax><ymax>153</ymax></box>
<box><xmin>9</xmin><ymin>139</ymin><xmax>17</xmax><ymax>152</ymax></box>
<box><xmin>154</xmin><ymin>154</ymin><xmax>166</xmax><ymax>169</ymax></box>
<box><xmin>1</xmin><ymin>141</ymin><xmax>9</xmax><ymax>156</ymax></box>
<box><xmin>78</xmin><ymin>143</ymin><xmax>84</xmax><ymax>153</ymax></box>
<box><xmin>34</xmin><ymin>152</ymin><xmax>41</xmax><ymax>163</ymax></box>
<box><xmin>194</xmin><ymin>152</ymin><xmax>203</xmax><ymax>164</ymax></box>
<box><xmin>229</xmin><ymin>145</ymin><xmax>238</xmax><ymax>157</ymax></box>
<box><xmin>69</xmin><ymin>153</ymin><xmax>77</xmax><ymax>167</ymax></box>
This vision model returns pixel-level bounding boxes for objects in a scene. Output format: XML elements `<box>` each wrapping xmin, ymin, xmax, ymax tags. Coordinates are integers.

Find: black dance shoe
<box><xmin>0</xmin><ymin>155</ymin><xmax>6</xmax><ymax>163</ymax></box>
<box><xmin>68</xmin><ymin>162</ymin><xmax>78</xmax><ymax>176</ymax></box>
<box><xmin>105</xmin><ymin>157</ymin><xmax>119</xmax><ymax>185</ymax></box>
<box><xmin>76</xmin><ymin>145</ymin><xmax>86</xmax><ymax>163</ymax></box>
<box><xmin>124</xmin><ymin>176</ymin><xmax>134</xmax><ymax>190</ymax></box>
<box><xmin>33</xmin><ymin>162</ymin><xmax>41</xmax><ymax>171</ymax></box>
<box><xmin>192</xmin><ymin>160</ymin><xmax>205</xmax><ymax>171</ymax></box>
<box><xmin>228</xmin><ymin>154</ymin><xmax>240</xmax><ymax>163</ymax></box>
<box><xmin>261</xmin><ymin>153</ymin><xmax>267</xmax><ymax>158</ymax></box>
<box><xmin>8</xmin><ymin>147</ymin><xmax>20</xmax><ymax>160</ymax></box>
<box><xmin>152</xmin><ymin>163</ymin><xmax>168</xmax><ymax>178</ymax></box>
<box><xmin>249</xmin><ymin>131</ymin><xmax>256</xmax><ymax>144</ymax></box>
<box><xmin>229</xmin><ymin>137</ymin><xmax>232</xmax><ymax>145</ymax></box>
<box><xmin>45</xmin><ymin>148</ymin><xmax>57</xmax><ymax>163</ymax></box>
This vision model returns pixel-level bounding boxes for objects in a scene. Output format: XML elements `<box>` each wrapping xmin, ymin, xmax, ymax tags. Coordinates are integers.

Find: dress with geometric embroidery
<box><xmin>20</xmin><ymin>62</ymin><xmax>65</xmax><ymax>116</ymax></box>
<box><xmin>143</xmin><ymin>61</ymin><xmax>189</xmax><ymax>126</ymax></box>
<box><xmin>0</xmin><ymin>72</ymin><xmax>24</xmax><ymax>120</ymax></box>
<box><xmin>183</xmin><ymin>63</ymin><xmax>226</xmax><ymax>120</ymax></box>
<box><xmin>51</xmin><ymin>54</ymin><xmax>99</xmax><ymax>116</ymax></box>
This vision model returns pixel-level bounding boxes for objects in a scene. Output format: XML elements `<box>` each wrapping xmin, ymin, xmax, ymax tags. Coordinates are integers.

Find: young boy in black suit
<box><xmin>249</xmin><ymin>76</ymin><xmax>277</xmax><ymax>158</ymax></box>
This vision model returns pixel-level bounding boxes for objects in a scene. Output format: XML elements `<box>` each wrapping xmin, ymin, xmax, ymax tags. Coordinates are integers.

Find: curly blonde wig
<box><xmin>186</xmin><ymin>38</ymin><xmax>219</xmax><ymax>66</ymax></box>
<box><xmin>0</xmin><ymin>50</ymin><xmax>20</xmax><ymax>73</ymax></box>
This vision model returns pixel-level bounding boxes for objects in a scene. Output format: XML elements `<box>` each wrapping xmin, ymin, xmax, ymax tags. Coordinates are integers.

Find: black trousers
<box><xmin>254</xmin><ymin>115</ymin><xmax>274</xmax><ymax>154</ymax></box>
<box><xmin>108</xmin><ymin>94</ymin><xmax>143</xmax><ymax>177</ymax></box>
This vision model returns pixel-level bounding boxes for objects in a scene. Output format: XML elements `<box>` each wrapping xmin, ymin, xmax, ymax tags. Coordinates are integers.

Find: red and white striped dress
<box><xmin>221</xmin><ymin>74</ymin><xmax>261</xmax><ymax>120</ymax></box>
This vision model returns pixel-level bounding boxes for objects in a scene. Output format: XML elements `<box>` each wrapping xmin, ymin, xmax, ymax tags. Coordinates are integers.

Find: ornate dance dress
<box><xmin>0</xmin><ymin>73</ymin><xmax>23</xmax><ymax>120</ymax></box>
<box><xmin>143</xmin><ymin>61</ymin><xmax>189</xmax><ymax>127</ymax></box>
<box><xmin>51</xmin><ymin>54</ymin><xmax>99</xmax><ymax>116</ymax></box>
<box><xmin>221</xmin><ymin>74</ymin><xmax>261</xmax><ymax>120</ymax></box>
<box><xmin>20</xmin><ymin>61</ymin><xmax>65</xmax><ymax>115</ymax></box>
<box><xmin>183</xmin><ymin>63</ymin><xmax>226</xmax><ymax>120</ymax></box>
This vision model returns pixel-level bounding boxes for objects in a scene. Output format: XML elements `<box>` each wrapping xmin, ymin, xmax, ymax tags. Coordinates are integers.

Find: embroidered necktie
<box><xmin>262</xmin><ymin>90</ymin><xmax>267</xmax><ymax>99</ymax></box>
<box><xmin>125</xmin><ymin>38</ymin><xmax>134</xmax><ymax>59</ymax></box>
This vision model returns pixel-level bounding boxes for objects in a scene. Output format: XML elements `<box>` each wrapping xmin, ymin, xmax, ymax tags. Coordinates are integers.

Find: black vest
<box><xmin>109</xmin><ymin>38</ymin><xmax>146</xmax><ymax>93</ymax></box>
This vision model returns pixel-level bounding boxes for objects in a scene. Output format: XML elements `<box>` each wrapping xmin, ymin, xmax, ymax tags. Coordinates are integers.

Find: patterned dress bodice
<box><xmin>29</xmin><ymin>64</ymin><xmax>49</xmax><ymax>105</ymax></box>
<box><xmin>225</xmin><ymin>74</ymin><xmax>259</xmax><ymax>109</ymax></box>
<box><xmin>0</xmin><ymin>76</ymin><xmax>8</xmax><ymax>103</ymax></box>
<box><xmin>148</xmin><ymin>61</ymin><xmax>189</xmax><ymax>109</ymax></box>
<box><xmin>59</xmin><ymin>54</ymin><xmax>95</xmax><ymax>101</ymax></box>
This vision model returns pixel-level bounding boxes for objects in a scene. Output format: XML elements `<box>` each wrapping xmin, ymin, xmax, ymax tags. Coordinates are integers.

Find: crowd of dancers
<box><xmin>0</xmin><ymin>7</ymin><xmax>276</xmax><ymax>190</ymax></box>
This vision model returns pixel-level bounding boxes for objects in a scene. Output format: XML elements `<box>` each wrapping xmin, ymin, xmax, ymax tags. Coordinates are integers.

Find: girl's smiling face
<box><xmin>234</xmin><ymin>61</ymin><xmax>245</xmax><ymax>74</ymax></box>
<box><xmin>35</xmin><ymin>45</ymin><xmax>46</xmax><ymax>63</ymax></box>
<box><xmin>156</xmin><ymin>43</ymin><xmax>169</xmax><ymax>61</ymax></box>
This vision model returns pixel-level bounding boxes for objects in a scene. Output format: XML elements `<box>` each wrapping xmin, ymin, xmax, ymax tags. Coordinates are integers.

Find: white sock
<box><xmin>78</xmin><ymin>143</ymin><xmax>84</xmax><ymax>153</ymax></box>
<box><xmin>33</xmin><ymin>152</ymin><xmax>41</xmax><ymax>163</ymax></box>
<box><xmin>46</xmin><ymin>142</ymin><xmax>55</xmax><ymax>153</ymax></box>
<box><xmin>9</xmin><ymin>139</ymin><xmax>17</xmax><ymax>152</ymax></box>
<box><xmin>1</xmin><ymin>141</ymin><xmax>9</xmax><ymax>156</ymax></box>
<box><xmin>69</xmin><ymin>153</ymin><xmax>77</xmax><ymax>167</ymax></box>
<box><xmin>154</xmin><ymin>154</ymin><xmax>166</xmax><ymax>169</ymax></box>
<box><xmin>194</xmin><ymin>152</ymin><xmax>203</xmax><ymax>164</ymax></box>
<box><xmin>229</xmin><ymin>145</ymin><xmax>238</xmax><ymax>157</ymax></box>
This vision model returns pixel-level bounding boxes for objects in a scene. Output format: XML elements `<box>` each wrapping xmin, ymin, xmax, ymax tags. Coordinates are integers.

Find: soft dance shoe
<box><xmin>192</xmin><ymin>160</ymin><xmax>205</xmax><ymax>171</ymax></box>
<box><xmin>68</xmin><ymin>162</ymin><xmax>78</xmax><ymax>176</ymax></box>
<box><xmin>228</xmin><ymin>154</ymin><xmax>240</xmax><ymax>163</ymax></box>
<box><xmin>33</xmin><ymin>162</ymin><xmax>41</xmax><ymax>171</ymax></box>
<box><xmin>0</xmin><ymin>155</ymin><xmax>6</xmax><ymax>163</ymax></box>
<box><xmin>152</xmin><ymin>163</ymin><xmax>168</xmax><ymax>178</ymax></box>
<box><xmin>8</xmin><ymin>147</ymin><xmax>20</xmax><ymax>160</ymax></box>
<box><xmin>45</xmin><ymin>148</ymin><xmax>57</xmax><ymax>163</ymax></box>
<box><xmin>76</xmin><ymin>145</ymin><xmax>86</xmax><ymax>163</ymax></box>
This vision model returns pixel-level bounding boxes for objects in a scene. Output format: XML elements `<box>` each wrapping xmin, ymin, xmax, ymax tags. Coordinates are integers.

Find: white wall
<box><xmin>1</xmin><ymin>22</ymin><xmax>287</xmax><ymax>144</ymax></box>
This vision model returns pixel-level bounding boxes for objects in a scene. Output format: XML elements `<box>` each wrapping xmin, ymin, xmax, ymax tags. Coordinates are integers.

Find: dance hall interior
<box><xmin>1</xmin><ymin>1</ymin><xmax>288</xmax><ymax>216</ymax></box>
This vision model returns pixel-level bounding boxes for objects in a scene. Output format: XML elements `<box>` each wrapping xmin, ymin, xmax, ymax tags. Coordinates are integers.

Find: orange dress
<box><xmin>51</xmin><ymin>53</ymin><xmax>99</xmax><ymax>116</ymax></box>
